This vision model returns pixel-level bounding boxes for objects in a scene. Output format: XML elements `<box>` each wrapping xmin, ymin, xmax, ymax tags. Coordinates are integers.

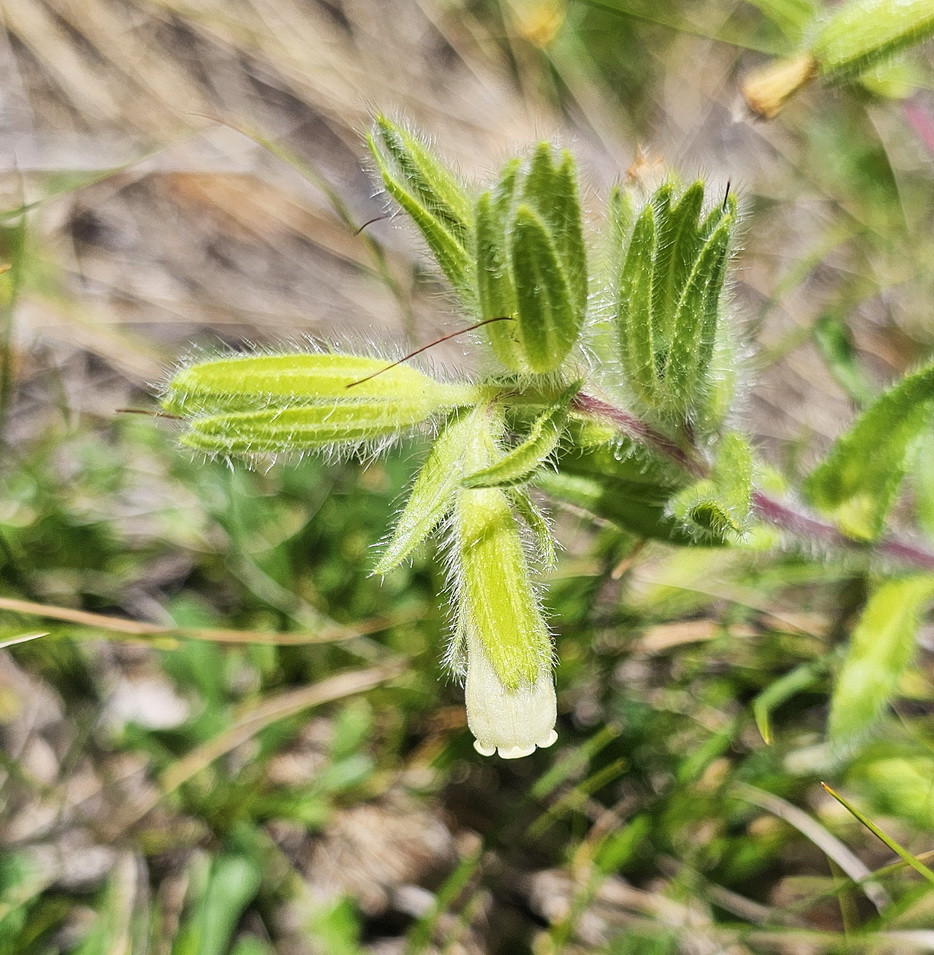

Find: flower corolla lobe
<box><xmin>465</xmin><ymin>630</ymin><xmax>557</xmax><ymax>759</ymax></box>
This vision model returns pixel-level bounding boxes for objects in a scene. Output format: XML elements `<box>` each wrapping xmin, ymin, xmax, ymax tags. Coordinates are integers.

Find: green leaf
<box><xmin>375</xmin><ymin>407</ymin><xmax>487</xmax><ymax>574</ymax></box>
<box><xmin>745</xmin><ymin>0</ymin><xmax>818</xmax><ymax>42</ymax></box>
<box><xmin>70</xmin><ymin>862</ymin><xmax>138</xmax><ymax>955</ymax></box>
<box><xmin>670</xmin><ymin>433</ymin><xmax>753</xmax><ymax>542</ymax></box>
<box><xmin>538</xmin><ymin>446</ymin><xmax>699</xmax><ymax>544</ymax></box>
<box><xmin>509</xmin><ymin>204</ymin><xmax>578</xmax><ymax>373</ymax></box>
<box><xmin>829</xmin><ymin>575</ymin><xmax>934</xmax><ymax>750</ymax></box>
<box><xmin>810</xmin><ymin>0</ymin><xmax>934</xmax><ymax>81</ymax></box>
<box><xmin>812</xmin><ymin>313</ymin><xmax>874</xmax><ymax>407</ymax></box>
<box><xmin>753</xmin><ymin>655</ymin><xmax>832</xmax><ymax>744</ymax></box>
<box><xmin>803</xmin><ymin>362</ymin><xmax>934</xmax><ymax>540</ymax></box>
<box><xmin>368</xmin><ymin>117</ymin><xmax>474</xmax><ymax>302</ymax></box>
<box><xmin>0</xmin><ymin>214</ymin><xmax>26</xmax><ymax>429</ymax></box>
<box><xmin>172</xmin><ymin>854</ymin><xmax>262</xmax><ymax>955</ymax></box>
<box><xmin>822</xmin><ymin>782</ymin><xmax>934</xmax><ymax>886</ymax></box>
<box><xmin>846</xmin><ymin>744</ymin><xmax>934</xmax><ymax>831</ymax></box>
<box><xmin>462</xmin><ymin>383</ymin><xmax>579</xmax><ymax>488</ymax></box>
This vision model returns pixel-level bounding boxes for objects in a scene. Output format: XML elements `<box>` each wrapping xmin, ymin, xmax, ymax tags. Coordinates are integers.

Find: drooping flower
<box><xmin>465</xmin><ymin>627</ymin><xmax>557</xmax><ymax>759</ymax></box>
<box><xmin>448</xmin><ymin>407</ymin><xmax>558</xmax><ymax>759</ymax></box>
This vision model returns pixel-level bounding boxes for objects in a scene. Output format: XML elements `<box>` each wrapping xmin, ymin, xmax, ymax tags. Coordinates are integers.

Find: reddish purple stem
<box><xmin>574</xmin><ymin>391</ymin><xmax>934</xmax><ymax>571</ymax></box>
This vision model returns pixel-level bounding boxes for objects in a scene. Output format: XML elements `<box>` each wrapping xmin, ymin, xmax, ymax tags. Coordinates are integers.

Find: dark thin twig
<box><xmin>354</xmin><ymin>215</ymin><xmax>387</xmax><ymax>236</ymax></box>
<box><xmin>345</xmin><ymin>317</ymin><xmax>514</xmax><ymax>388</ymax></box>
<box><xmin>116</xmin><ymin>408</ymin><xmax>182</xmax><ymax>420</ymax></box>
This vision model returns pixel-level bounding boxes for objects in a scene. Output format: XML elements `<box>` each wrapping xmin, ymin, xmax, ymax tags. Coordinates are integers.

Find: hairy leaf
<box><xmin>375</xmin><ymin>407</ymin><xmax>487</xmax><ymax>574</ymax></box>
<box><xmin>810</xmin><ymin>0</ymin><xmax>934</xmax><ymax>81</ymax></box>
<box><xmin>829</xmin><ymin>575</ymin><xmax>934</xmax><ymax>750</ymax></box>
<box><xmin>803</xmin><ymin>362</ymin><xmax>934</xmax><ymax>540</ymax></box>
<box><xmin>539</xmin><ymin>444</ymin><xmax>699</xmax><ymax>544</ymax></box>
<box><xmin>463</xmin><ymin>383</ymin><xmax>579</xmax><ymax>488</ymax></box>
<box><xmin>368</xmin><ymin>117</ymin><xmax>474</xmax><ymax>302</ymax></box>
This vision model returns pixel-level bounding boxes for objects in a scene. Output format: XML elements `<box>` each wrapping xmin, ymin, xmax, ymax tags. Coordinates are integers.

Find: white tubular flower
<box><xmin>465</xmin><ymin>629</ymin><xmax>558</xmax><ymax>759</ymax></box>
<box><xmin>450</xmin><ymin>406</ymin><xmax>559</xmax><ymax>759</ymax></box>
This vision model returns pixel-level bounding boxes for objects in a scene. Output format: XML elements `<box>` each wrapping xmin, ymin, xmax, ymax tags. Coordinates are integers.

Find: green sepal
<box><xmin>368</xmin><ymin>116</ymin><xmax>474</xmax><ymax>303</ymax></box>
<box><xmin>507</xmin><ymin>487</ymin><xmax>557</xmax><ymax>568</ymax></box>
<box><xmin>613</xmin><ymin>181</ymin><xmax>737</xmax><ymax>424</ymax></box>
<box><xmin>180</xmin><ymin>394</ymin><xmax>462</xmax><ymax>455</ymax></box>
<box><xmin>810</xmin><ymin>0</ymin><xmax>934</xmax><ymax>82</ymax></box>
<box><xmin>476</xmin><ymin>168</ymin><xmax>522</xmax><ymax>370</ymax></box>
<box><xmin>375</xmin><ymin>407</ymin><xmax>487</xmax><ymax>574</ymax></box>
<box><xmin>803</xmin><ymin>362</ymin><xmax>934</xmax><ymax>541</ymax></box>
<box><xmin>163</xmin><ymin>353</ymin><xmax>473</xmax><ymax>417</ymax></box>
<box><xmin>615</xmin><ymin>200</ymin><xmax>658</xmax><ymax>407</ymax></box>
<box><xmin>520</xmin><ymin>144</ymin><xmax>588</xmax><ymax>322</ymax></box>
<box><xmin>609</xmin><ymin>184</ymin><xmax>636</xmax><ymax>261</ymax></box>
<box><xmin>653</xmin><ymin>182</ymin><xmax>703</xmax><ymax>338</ymax></box>
<box><xmin>670</xmin><ymin>434</ymin><xmax>753</xmax><ymax>543</ymax></box>
<box><xmin>509</xmin><ymin>204</ymin><xmax>578</xmax><ymax>374</ymax></box>
<box><xmin>462</xmin><ymin>382</ymin><xmax>580</xmax><ymax>488</ymax></box>
<box><xmin>829</xmin><ymin>575</ymin><xmax>934</xmax><ymax>751</ymax></box>
<box><xmin>664</xmin><ymin>200</ymin><xmax>735</xmax><ymax>418</ymax></box>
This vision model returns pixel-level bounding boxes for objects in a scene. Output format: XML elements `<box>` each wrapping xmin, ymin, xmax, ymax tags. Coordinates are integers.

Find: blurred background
<box><xmin>2</xmin><ymin>1</ymin><xmax>934</xmax><ymax>952</ymax></box>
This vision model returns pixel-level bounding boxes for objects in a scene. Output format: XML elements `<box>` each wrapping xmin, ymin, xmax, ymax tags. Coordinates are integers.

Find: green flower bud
<box><xmin>163</xmin><ymin>352</ymin><xmax>478</xmax><ymax>456</ymax></box>
<box><xmin>612</xmin><ymin>179</ymin><xmax>737</xmax><ymax>428</ymax></box>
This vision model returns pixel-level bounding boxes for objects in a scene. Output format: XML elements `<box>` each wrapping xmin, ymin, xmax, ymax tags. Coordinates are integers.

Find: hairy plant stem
<box><xmin>574</xmin><ymin>391</ymin><xmax>934</xmax><ymax>572</ymax></box>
